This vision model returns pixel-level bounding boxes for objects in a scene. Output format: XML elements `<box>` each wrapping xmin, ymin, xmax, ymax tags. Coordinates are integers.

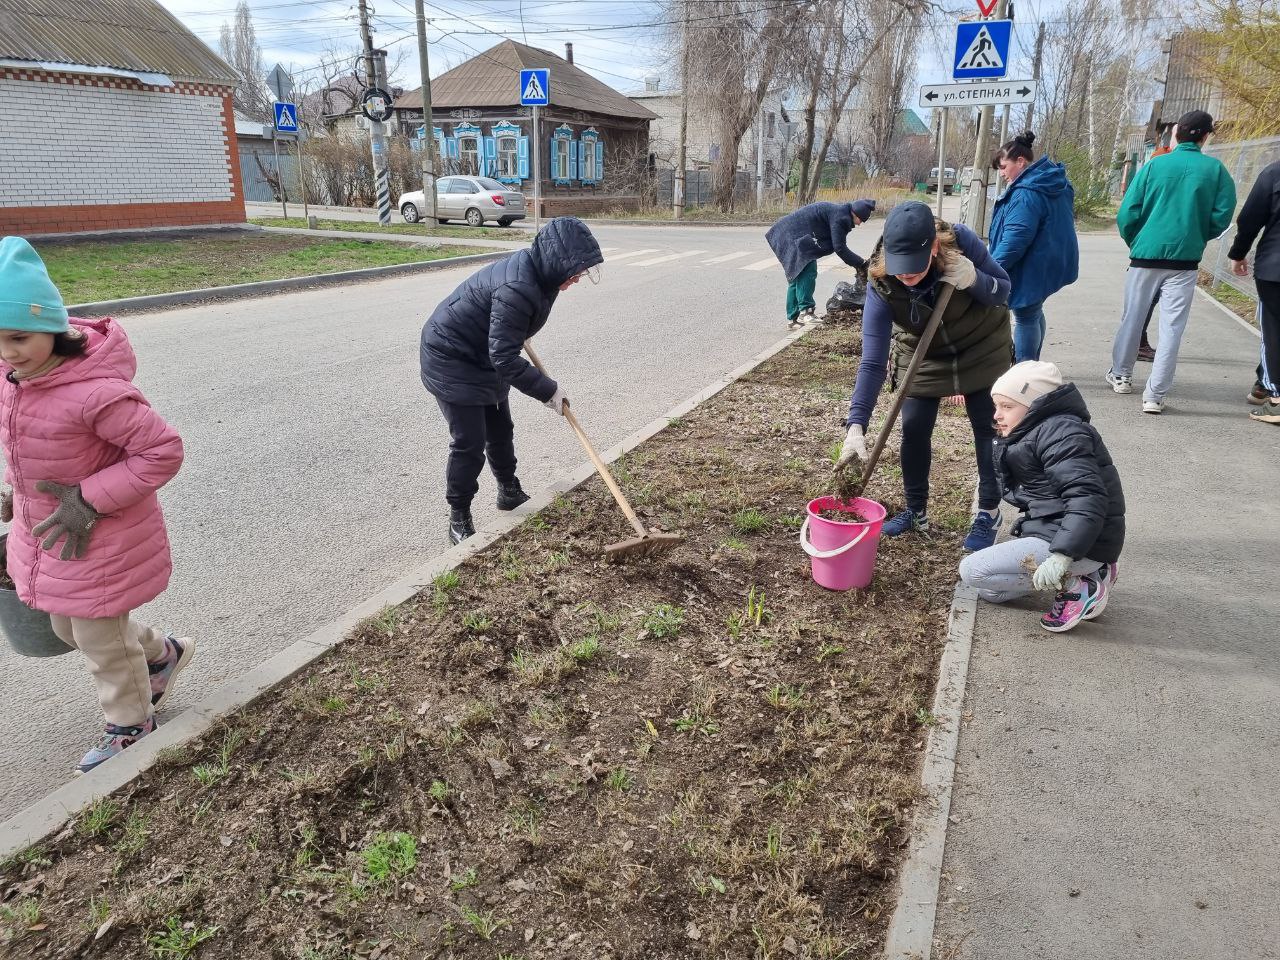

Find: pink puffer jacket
<box><xmin>1</xmin><ymin>318</ymin><xmax>183</xmax><ymax>618</ymax></box>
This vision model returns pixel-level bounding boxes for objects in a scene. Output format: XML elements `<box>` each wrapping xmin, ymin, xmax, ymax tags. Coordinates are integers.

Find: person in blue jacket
<box><xmin>766</xmin><ymin>199</ymin><xmax>875</xmax><ymax>328</ymax></box>
<box><xmin>988</xmin><ymin>131</ymin><xmax>1079</xmax><ymax>362</ymax></box>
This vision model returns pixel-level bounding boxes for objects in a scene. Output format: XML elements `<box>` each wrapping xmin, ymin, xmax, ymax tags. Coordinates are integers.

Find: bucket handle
<box><xmin>800</xmin><ymin>515</ymin><xmax>872</xmax><ymax>559</ymax></box>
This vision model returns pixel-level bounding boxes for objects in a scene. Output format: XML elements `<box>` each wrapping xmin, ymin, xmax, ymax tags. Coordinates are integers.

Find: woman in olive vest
<box><xmin>836</xmin><ymin>201</ymin><xmax>1013</xmax><ymax>552</ymax></box>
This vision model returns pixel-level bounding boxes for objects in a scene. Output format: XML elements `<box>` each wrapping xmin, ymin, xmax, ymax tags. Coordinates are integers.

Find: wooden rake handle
<box><xmin>859</xmin><ymin>282</ymin><xmax>956</xmax><ymax>490</ymax></box>
<box><xmin>523</xmin><ymin>340</ymin><xmax>649</xmax><ymax>540</ymax></box>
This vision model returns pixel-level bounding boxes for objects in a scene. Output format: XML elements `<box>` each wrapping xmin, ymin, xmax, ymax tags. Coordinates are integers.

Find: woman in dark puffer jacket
<box><xmin>959</xmin><ymin>361</ymin><xmax>1126</xmax><ymax>634</ymax></box>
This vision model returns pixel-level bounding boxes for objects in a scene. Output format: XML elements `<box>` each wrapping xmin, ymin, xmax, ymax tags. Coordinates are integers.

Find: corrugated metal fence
<box><xmin>1203</xmin><ymin>135</ymin><xmax>1280</xmax><ymax>301</ymax></box>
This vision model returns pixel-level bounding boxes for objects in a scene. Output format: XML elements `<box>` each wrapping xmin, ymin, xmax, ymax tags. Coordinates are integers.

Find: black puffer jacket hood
<box><xmin>995</xmin><ymin>383</ymin><xmax>1126</xmax><ymax>563</ymax></box>
<box><xmin>420</xmin><ymin>218</ymin><xmax>603</xmax><ymax>405</ymax></box>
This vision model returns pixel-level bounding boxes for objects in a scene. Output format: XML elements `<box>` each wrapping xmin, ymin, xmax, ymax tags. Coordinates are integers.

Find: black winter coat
<box><xmin>1226</xmin><ymin>159</ymin><xmax>1280</xmax><ymax>283</ymax></box>
<box><xmin>765</xmin><ymin>201</ymin><xmax>868</xmax><ymax>281</ymax></box>
<box><xmin>995</xmin><ymin>383</ymin><xmax>1125</xmax><ymax>563</ymax></box>
<box><xmin>420</xmin><ymin>217</ymin><xmax>604</xmax><ymax>405</ymax></box>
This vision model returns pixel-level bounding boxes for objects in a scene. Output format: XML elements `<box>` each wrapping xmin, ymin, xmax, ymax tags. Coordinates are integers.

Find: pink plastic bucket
<box><xmin>800</xmin><ymin>496</ymin><xmax>887</xmax><ymax>591</ymax></box>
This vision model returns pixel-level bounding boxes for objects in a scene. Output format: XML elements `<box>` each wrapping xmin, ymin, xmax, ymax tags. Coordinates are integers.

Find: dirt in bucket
<box><xmin>817</xmin><ymin>503</ymin><xmax>870</xmax><ymax>524</ymax></box>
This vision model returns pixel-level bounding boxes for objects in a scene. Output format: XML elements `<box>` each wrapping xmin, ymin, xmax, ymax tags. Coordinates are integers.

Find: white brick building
<box><xmin>0</xmin><ymin>0</ymin><xmax>244</xmax><ymax>235</ymax></box>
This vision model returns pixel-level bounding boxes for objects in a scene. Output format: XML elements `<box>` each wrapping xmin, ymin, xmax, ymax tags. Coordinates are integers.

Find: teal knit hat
<box><xmin>0</xmin><ymin>237</ymin><xmax>69</xmax><ymax>334</ymax></box>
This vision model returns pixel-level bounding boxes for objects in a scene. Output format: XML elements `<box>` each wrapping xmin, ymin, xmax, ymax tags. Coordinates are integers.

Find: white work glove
<box><xmin>543</xmin><ymin>387</ymin><xmax>569</xmax><ymax>415</ymax></box>
<box><xmin>835</xmin><ymin>424</ymin><xmax>868</xmax><ymax>469</ymax></box>
<box><xmin>939</xmin><ymin>255</ymin><xmax>977</xmax><ymax>290</ymax></box>
<box><xmin>1032</xmin><ymin>552</ymin><xmax>1073</xmax><ymax>592</ymax></box>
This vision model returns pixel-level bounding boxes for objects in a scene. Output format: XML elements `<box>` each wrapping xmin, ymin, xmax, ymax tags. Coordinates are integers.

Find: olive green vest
<box><xmin>869</xmin><ymin>245</ymin><xmax>1012</xmax><ymax>398</ymax></box>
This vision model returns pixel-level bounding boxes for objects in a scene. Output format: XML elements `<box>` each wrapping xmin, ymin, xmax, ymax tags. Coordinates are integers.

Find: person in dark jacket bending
<box><xmin>765</xmin><ymin>199</ymin><xmax>874</xmax><ymax>328</ymax></box>
<box><xmin>835</xmin><ymin>201</ymin><xmax>1012</xmax><ymax>553</ymax></box>
<box><xmin>420</xmin><ymin>217</ymin><xmax>604</xmax><ymax>544</ymax></box>
<box><xmin>959</xmin><ymin>361</ymin><xmax>1125</xmax><ymax>633</ymax></box>
<box><xmin>1227</xmin><ymin>158</ymin><xmax>1280</xmax><ymax>424</ymax></box>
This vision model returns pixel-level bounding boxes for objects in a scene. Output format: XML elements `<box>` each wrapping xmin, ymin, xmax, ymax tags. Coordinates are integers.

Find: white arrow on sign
<box><xmin>919</xmin><ymin>79</ymin><xmax>1037</xmax><ymax>109</ymax></box>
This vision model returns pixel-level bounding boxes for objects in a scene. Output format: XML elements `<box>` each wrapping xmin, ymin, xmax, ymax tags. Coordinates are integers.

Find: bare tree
<box><xmin>861</xmin><ymin>4</ymin><xmax>924</xmax><ymax>177</ymax></box>
<box><xmin>219</xmin><ymin>0</ymin><xmax>271</xmax><ymax>122</ymax></box>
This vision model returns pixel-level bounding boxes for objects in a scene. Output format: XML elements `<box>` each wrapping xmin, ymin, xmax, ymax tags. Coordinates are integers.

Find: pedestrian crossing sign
<box><xmin>519</xmin><ymin>69</ymin><xmax>550</xmax><ymax>106</ymax></box>
<box><xmin>273</xmin><ymin>101</ymin><xmax>299</xmax><ymax>133</ymax></box>
<box><xmin>952</xmin><ymin>19</ymin><xmax>1011</xmax><ymax>79</ymax></box>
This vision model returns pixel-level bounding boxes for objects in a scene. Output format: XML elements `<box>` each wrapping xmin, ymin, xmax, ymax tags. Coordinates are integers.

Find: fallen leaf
<box><xmin>487</xmin><ymin>757</ymin><xmax>513</xmax><ymax>779</ymax></box>
<box><xmin>686</xmin><ymin>922</ymin><xmax>701</xmax><ymax>940</ymax></box>
<box><xmin>782</xmin><ymin>934</ymin><xmax>799</xmax><ymax>954</ymax></box>
<box><xmin>94</xmin><ymin>917</ymin><xmax>115</xmax><ymax>940</ymax></box>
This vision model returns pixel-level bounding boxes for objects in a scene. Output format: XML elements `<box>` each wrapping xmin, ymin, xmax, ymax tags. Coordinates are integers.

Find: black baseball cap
<box><xmin>882</xmin><ymin>202</ymin><xmax>937</xmax><ymax>275</ymax></box>
<box><xmin>1177</xmin><ymin>110</ymin><xmax>1215</xmax><ymax>139</ymax></box>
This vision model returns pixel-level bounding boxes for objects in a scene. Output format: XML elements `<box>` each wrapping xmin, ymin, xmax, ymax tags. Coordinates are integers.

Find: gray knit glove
<box><xmin>32</xmin><ymin>481</ymin><xmax>100</xmax><ymax>560</ymax></box>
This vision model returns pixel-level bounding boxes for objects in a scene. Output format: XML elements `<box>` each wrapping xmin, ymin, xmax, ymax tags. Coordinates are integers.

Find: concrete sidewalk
<box><xmin>933</xmin><ymin>232</ymin><xmax>1279</xmax><ymax>960</ymax></box>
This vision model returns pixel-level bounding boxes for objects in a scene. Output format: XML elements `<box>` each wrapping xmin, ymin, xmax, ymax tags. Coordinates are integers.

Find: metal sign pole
<box><xmin>936</xmin><ymin>108</ymin><xmax>947</xmax><ymax>218</ymax></box>
<box><xmin>271</xmin><ymin>131</ymin><xmax>288</xmax><ymax>219</ymax></box>
<box><xmin>533</xmin><ymin>104</ymin><xmax>541</xmax><ymax>231</ymax></box>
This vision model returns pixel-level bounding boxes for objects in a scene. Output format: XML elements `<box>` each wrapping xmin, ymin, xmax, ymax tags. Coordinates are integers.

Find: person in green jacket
<box><xmin>1106</xmin><ymin>110</ymin><xmax>1236</xmax><ymax>414</ymax></box>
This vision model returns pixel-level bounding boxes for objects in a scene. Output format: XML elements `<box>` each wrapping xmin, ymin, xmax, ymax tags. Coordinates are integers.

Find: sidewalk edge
<box><xmin>1195</xmin><ymin>286</ymin><xmax>1261</xmax><ymax>339</ymax></box>
<box><xmin>0</xmin><ymin>326</ymin><xmax>809</xmax><ymax>861</ymax></box>
<box><xmin>882</xmin><ymin>584</ymin><xmax>980</xmax><ymax>960</ymax></box>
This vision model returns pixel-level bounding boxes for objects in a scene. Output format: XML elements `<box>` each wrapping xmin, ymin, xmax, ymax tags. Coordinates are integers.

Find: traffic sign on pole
<box><xmin>519</xmin><ymin>69</ymin><xmax>550</xmax><ymax>106</ymax></box>
<box><xmin>952</xmin><ymin>20</ymin><xmax>1012</xmax><ymax>79</ymax></box>
<box><xmin>974</xmin><ymin>0</ymin><xmax>997</xmax><ymax>15</ymax></box>
<box><xmin>267</xmin><ymin>63</ymin><xmax>294</xmax><ymax>103</ymax></box>
<box><xmin>919</xmin><ymin>79</ymin><xmax>1036</xmax><ymax>109</ymax></box>
<box><xmin>273</xmin><ymin>101</ymin><xmax>299</xmax><ymax>133</ymax></box>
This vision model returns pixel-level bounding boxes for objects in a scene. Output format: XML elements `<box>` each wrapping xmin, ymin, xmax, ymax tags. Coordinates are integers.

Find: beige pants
<box><xmin>51</xmin><ymin>614</ymin><xmax>165</xmax><ymax>727</ymax></box>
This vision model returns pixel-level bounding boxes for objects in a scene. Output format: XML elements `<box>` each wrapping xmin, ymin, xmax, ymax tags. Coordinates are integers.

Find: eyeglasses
<box><xmin>584</xmin><ymin>264</ymin><xmax>602</xmax><ymax>285</ymax></box>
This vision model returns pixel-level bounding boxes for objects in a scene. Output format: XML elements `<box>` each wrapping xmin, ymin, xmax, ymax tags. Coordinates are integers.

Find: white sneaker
<box><xmin>803</xmin><ymin>311</ymin><xmax>825</xmax><ymax>326</ymax></box>
<box><xmin>1142</xmin><ymin>398</ymin><xmax>1164</xmax><ymax>414</ymax></box>
<box><xmin>1105</xmin><ymin>370</ymin><xmax>1133</xmax><ymax>394</ymax></box>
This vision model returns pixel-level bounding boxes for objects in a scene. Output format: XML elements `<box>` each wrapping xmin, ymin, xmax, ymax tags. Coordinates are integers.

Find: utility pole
<box><xmin>755</xmin><ymin>104</ymin><xmax>765</xmax><ymax>208</ymax></box>
<box><xmin>960</xmin><ymin>0</ymin><xmax>1009</xmax><ymax>237</ymax></box>
<box><xmin>674</xmin><ymin>4</ymin><xmax>690</xmax><ymax>219</ymax></box>
<box><xmin>1023</xmin><ymin>21</ymin><xmax>1045</xmax><ymax>133</ymax></box>
<box><xmin>935</xmin><ymin>107</ymin><xmax>947</xmax><ymax>218</ymax></box>
<box><xmin>357</xmin><ymin>0</ymin><xmax>392</xmax><ymax>225</ymax></box>
<box><xmin>414</xmin><ymin>0</ymin><xmax>437</xmax><ymax>220</ymax></box>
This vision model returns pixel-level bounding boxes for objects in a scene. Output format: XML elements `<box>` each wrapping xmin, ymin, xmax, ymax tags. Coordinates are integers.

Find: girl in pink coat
<box><xmin>0</xmin><ymin>237</ymin><xmax>189</xmax><ymax>773</ymax></box>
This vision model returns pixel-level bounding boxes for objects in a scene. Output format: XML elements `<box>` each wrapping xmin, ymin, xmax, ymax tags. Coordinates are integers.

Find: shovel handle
<box><xmin>859</xmin><ymin>282</ymin><xmax>956</xmax><ymax>489</ymax></box>
<box><xmin>523</xmin><ymin>340</ymin><xmax>649</xmax><ymax>539</ymax></box>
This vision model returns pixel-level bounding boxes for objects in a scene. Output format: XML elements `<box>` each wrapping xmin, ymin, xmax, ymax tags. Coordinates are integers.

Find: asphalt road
<box><xmin>0</xmin><ymin>218</ymin><xmax>880</xmax><ymax>818</ymax></box>
<box><xmin>933</xmin><ymin>233</ymin><xmax>1279</xmax><ymax>958</ymax></box>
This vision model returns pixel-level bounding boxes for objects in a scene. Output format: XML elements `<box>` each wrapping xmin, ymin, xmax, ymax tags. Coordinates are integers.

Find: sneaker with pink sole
<box><xmin>1040</xmin><ymin>576</ymin><xmax>1097</xmax><ymax>633</ymax></box>
<box><xmin>1083</xmin><ymin>563</ymin><xmax>1117</xmax><ymax>621</ymax></box>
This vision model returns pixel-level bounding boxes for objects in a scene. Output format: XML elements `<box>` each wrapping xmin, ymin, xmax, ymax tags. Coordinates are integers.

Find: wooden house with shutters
<box><xmin>393</xmin><ymin>40</ymin><xmax>656</xmax><ymax>217</ymax></box>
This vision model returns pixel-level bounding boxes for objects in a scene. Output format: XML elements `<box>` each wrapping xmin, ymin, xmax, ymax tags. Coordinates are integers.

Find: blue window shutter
<box><xmin>517</xmin><ymin>136</ymin><xmax>530</xmax><ymax>179</ymax></box>
<box><xmin>482</xmin><ymin>137</ymin><xmax>496</xmax><ymax>177</ymax></box>
<box><xmin>550</xmin><ymin>138</ymin><xmax>557</xmax><ymax>180</ymax></box>
<box><xmin>448</xmin><ymin>138</ymin><xmax>459</xmax><ymax>159</ymax></box>
<box><xmin>595</xmin><ymin>140</ymin><xmax>604</xmax><ymax>181</ymax></box>
<box><xmin>569</xmin><ymin>140</ymin><xmax>579</xmax><ymax>180</ymax></box>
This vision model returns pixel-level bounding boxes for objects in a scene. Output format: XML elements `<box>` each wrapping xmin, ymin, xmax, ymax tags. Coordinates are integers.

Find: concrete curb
<box><xmin>882</xmin><ymin>584</ymin><xmax>980</xmax><ymax>960</ymax></box>
<box><xmin>0</xmin><ymin>325</ymin><xmax>810</xmax><ymax>861</ymax></box>
<box><xmin>254</xmin><ymin>224</ymin><xmax>528</xmax><ymax>252</ymax></box>
<box><xmin>1195</xmin><ymin>286</ymin><xmax>1261</xmax><ymax>339</ymax></box>
<box><xmin>66</xmin><ymin>250</ymin><xmax>511</xmax><ymax>317</ymax></box>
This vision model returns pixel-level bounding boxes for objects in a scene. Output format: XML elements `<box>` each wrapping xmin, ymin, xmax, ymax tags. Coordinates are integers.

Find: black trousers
<box><xmin>1254</xmin><ymin>278</ymin><xmax>1280</xmax><ymax>395</ymax></box>
<box><xmin>436</xmin><ymin>398</ymin><xmax>518</xmax><ymax>509</ymax></box>
<box><xmin>900</xmin><ymin>389</ymin><xmax>999</xmax><ymax>515</ymax></box>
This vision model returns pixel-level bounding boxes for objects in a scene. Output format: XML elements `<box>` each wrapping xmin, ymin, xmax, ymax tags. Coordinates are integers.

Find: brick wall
<box><xmin>0</xmin><ymin>69</ymin><xmax>245</xmax><ymax>235</ymax></box>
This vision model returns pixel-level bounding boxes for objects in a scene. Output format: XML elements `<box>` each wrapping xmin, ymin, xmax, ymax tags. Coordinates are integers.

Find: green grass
<box><xmin>360</xmin><ymin>831</ymin><xmax>418</xmax><ymax>886</ymax></box>
<box><xmin>248</xmin><ymin>216</ymin><xmax>524</xmax><ymax>241</ymax></box>
<box><xmin>34</xmin><ymin>234</ymin><xmax>498</xmax><ymax>303</ymax></box>
<box><xmin>146</xmin><ymin>916</ymin><xmax>219</xmax><ymax>958</ymax></box>
<box><xmin>641</xmin><ymin>604</ymin><xmax>685</xmax><ymax>639</ymax></box>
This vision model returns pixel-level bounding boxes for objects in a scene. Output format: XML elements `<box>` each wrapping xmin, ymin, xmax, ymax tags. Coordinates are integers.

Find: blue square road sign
<box><xmin>273</xmin><ymin>101</ymin><xmax>299</xmax><ymax>133</ymax></box>
<box><xmin>952</xmin><ymin>20</ymin><xmax>1012</xmax><ymax>80</ymax></box>
<box><xmin>519</xmin><ymin>69</ymin><xmax>550</xmax><ymax>106</ymax></box>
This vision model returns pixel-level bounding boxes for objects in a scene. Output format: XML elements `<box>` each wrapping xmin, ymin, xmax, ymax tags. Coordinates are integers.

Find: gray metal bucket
<box><xmin>0</xmin><ymin>534</ymin><xmax>71</xmax><ymax>658</ymax></box>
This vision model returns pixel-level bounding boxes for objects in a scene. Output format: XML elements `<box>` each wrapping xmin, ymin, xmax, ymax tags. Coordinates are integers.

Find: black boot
<box><xmin>448</xmin><ymin>508</ymin><xmax>476</xmax><ymax>545</ymax></box>
<box><xmin>496</xmin><ymin>479</ymin><xmax>530</xmax><ymax>511</ymax></box>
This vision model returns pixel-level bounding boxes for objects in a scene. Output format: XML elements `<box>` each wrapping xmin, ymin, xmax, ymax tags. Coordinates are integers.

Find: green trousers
<box><xmin>785</xmin><ymin>260</ymin><xmax>818</xmax><ymax>321</ymax></box>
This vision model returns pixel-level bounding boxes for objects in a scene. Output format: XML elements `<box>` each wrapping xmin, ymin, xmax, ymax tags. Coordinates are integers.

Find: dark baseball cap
<box><xmin>882</xmin><ymin>202</ymin><xmax>937</xmax><ymax>275</ymax></box>
<box><xmin>1177</xmin><ymin>110</ymin><xmax>1215</xmax><ymax>139</ymax></box>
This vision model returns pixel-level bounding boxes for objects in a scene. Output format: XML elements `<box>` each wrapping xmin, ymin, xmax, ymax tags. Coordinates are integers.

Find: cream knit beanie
<box><xmin>991</xmin><ymin>360</ymin><xmax>1064</xmax><ymax>405</ymax></box>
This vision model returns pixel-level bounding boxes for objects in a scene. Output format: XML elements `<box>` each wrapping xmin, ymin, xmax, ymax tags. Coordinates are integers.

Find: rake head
<box><xmin>602</xmin><ymin>532</ymin><xmax>684</xmax><ymax>563</ymax></box>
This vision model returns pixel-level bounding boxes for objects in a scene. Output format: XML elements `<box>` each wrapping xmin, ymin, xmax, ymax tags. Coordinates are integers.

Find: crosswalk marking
<box><xmin>703</xmin><ymin>250</ymin><xmax>754</xmax><ymax>264</ymax></box>
<box><xmin>742</xmin><ymin>257</ymin><xmax>780</xmax><ymax>271</ymax></box>
<box><xmin>817</xmin><ymin>259</ymin><xmax>854</xmax><ymax>274</ymax></box>
<box><xmin>602</xmin><ymin>248</ymin><xmax>659</xmax><ymax>262</ymax></box>
<box><xmin>629</xmin><ymin>250</ymin><xmax>707</xmax><ymax>267</ymax></box>
<box><xmin>598</xmin><ymin>246</ymin><xmax>620</xmax><ymax>253</ymax></box>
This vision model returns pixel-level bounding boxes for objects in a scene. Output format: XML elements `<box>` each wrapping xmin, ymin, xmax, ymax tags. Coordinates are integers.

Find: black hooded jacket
<box><xmin>420</xmin><ymin>217</ymin><xmax>604</xmax><ymax>405</ymax></box>
<box><xmin>995</xmin><ymin>383</ymin><xmax>1125</xmax><ymax>563</ymax></box>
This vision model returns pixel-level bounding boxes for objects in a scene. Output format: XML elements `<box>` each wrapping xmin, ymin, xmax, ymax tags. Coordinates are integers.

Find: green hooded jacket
<box><xmin>1116</xmin><ymin>142</ymin><xmax>1236</xmax><ymax>268</ymax></box>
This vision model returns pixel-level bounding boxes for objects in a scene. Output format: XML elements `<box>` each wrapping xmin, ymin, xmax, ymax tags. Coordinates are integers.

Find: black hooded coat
<box><xmin>420</xmin><ymin>217</ymin><xmax>604</xmax><ymax>406</ymax></box>
<box><xmin>996</xmin><ymin>383</ymin><xmax>1126</xmax><ymax>563</ymax></box>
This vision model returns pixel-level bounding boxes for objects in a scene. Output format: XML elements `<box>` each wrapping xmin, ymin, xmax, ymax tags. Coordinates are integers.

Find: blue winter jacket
<box><xmin>988</xmin><ymin>156</ymin><xmax>1079</xmax><ymax>310</ymax></box>
<box><xmin>766</xmin><ymin>201</ymin><xmax>871</xmax><ymax>281</ymax></box>
<box><xmin>420</xmin><ymin>217</ymin><xmax>603</xmax><ymax>405</ymax></box>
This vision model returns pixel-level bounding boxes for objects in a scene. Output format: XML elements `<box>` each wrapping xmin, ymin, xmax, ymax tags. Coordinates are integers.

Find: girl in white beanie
<box><xmin>958</xmin><ymin>361</ymin><xmax>1126</xmax><ymax>632</ymax></box>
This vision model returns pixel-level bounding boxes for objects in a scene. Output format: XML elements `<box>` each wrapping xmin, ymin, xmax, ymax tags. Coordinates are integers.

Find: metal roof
<box><xmin>397</xmin><ymin>40</ymin><xmax>656</xmax><ymax>121</ymax></box>
<box><xmin>0</xmin><ymin>0</ymin><xmax>238</xmax><ymax>84</ymax></box>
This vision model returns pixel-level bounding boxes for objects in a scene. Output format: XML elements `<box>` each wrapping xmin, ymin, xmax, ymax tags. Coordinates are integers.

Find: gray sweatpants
<box><xmin>1111</xmin><ymin>266</ymin><xmax>1198</xmax><ymax>403</ymax></box>
<box><xmin>959</xmin><ymin>536</ymin><xmax>1103</xmax><ymax>604</ymax></box>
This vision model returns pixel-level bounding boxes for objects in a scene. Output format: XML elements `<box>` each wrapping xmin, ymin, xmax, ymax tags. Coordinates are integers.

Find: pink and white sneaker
<box><xmin>1040</xmin><ymin>576</ymin><xmax>1096</xmax><ymax>633</ymax></box>
<box><xmin>148</xmin><ymin>634</ymin><xmax>195</xmax><ymax>711</ymax></box>
<box><xmin>1083</xmin><ymin>564</ymin><xmax>1117</xmax><ymax>621</ymax></box>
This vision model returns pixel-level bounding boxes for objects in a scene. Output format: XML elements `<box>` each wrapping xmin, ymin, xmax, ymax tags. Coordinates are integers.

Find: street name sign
<box><xmin>919</xmin><ymin>79</ymin><xmax>1036</xmax><ymax>108</ymax></box>
<box><xmin>519</xmin><ymin>68</ymin><xmax>550</xmax><ymax>106</ymax></box>
<box><xmin>953</xmin><ymin>19</ymin><xmax>1012</xmax><ymax>79</ymax></box>
<box><xmin>273</xmin><ymin>101</ymin><xmax>299</xmax><ymax>133</ymax></box>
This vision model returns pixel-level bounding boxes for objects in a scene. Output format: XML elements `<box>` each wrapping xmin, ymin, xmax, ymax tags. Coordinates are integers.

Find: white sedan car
<box><xmin>397</xmin><ymin>176</ymin><xmax>527</xmax><ymax>227</ymax></box>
